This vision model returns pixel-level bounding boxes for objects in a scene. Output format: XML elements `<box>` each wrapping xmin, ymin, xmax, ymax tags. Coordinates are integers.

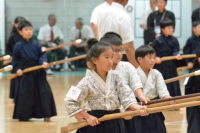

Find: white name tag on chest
<box><xmin>67</xmin><ymin>86</ymin><xmax>82</xmax><ymax>101</ymax></box>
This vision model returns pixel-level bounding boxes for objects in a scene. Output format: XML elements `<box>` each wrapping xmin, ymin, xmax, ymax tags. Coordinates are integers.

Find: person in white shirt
<box><xmin>38</xmin><ymin>14</ymin><xmax>67</xmax><ymax>74</ymax></box>
<box><xmin>140</xmin><ymin>0</ymin><xmax>156</xmax><ymax>45</ymax></box>
<box><xmin>69</xmin><ymin>18</ymin><xmax>93</xmax><ymax>71</ymax></box>
<box><xmin>90</xmin><ymin>0</ymin><xmax>113</xmax><ymax>39</ymax></box>
<box><xmin>97</xmin><ymin>0</ymin><xmax>138</xmax><ymax>68</ymax></box>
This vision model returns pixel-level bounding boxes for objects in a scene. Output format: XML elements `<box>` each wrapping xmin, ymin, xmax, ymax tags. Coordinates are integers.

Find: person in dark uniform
<box><xmin>6</xmin><ymin>16</ymin><xmax>26</xmax><ymax>101</ymax></box>
<box><xmin>12</xmin><ymin>21</ymin><xmax>57</xmax><ymax>121</ymax></box>
<box><xmin>140</xmin><ymin>0</ymin><xmax>156</xmax><ymax>45</ymax></box>
<box><xmin>151</xmin><ymin>18</ymin><xmax>182</xmax><ymax>97</ymax></box>
<box><xmin>183</xmin><ymin>21</ymin><xmax>200</xmax><ymax>70</ymax></box>
<box><xmin>192</xmin><ymin>0</ymin><xmax>200</xmax><ymax>23</ymax></box>
<box><xmin>147</xmin><ymin>0</ymin><xmax>175</xmax><ymax>43</ymax></box>
<box><xmin>185</xmin><ymin>50</ymin><xmax>200</xmax><ymax>133</ymax></box>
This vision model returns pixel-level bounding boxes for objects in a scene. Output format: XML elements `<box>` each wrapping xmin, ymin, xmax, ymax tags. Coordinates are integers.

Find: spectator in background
<box><xmin>69</xmin><ymin>18</ymin><xmax>93</xmax><ymax>71</ymax></box>
<box><xmin>38</xmin><ymin>14</ymin><xmax>67</xmax><ymax>74</ymax></box>
<box><xmin>140</xmin><ymin>0</ymin><xmax>156</xmax><ymax>45</ymax></box>
<box><xmin>192</xmin><ymin>0</ymin><xmax>200</xmax><ymax>23</ymax></box>
<box><xmin>90</xmin><ymin>0</ymin><xmax>113</xmax><ymax>39</ymax></box>
<box><xmin>147</xmin><ymin>0</ymin><xmax>175</xmax><ymax>43</ymax></box>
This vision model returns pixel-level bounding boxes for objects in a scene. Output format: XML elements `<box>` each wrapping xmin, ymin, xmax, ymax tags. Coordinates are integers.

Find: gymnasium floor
<box><xmin>0</xmin><ymin>68</ymin><xmax>188</xmax><ymax>133</ymax></box>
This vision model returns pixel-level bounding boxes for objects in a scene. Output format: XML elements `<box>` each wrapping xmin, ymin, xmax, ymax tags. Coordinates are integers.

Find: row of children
<box><xmin>65</xmin><ymin>19</ymin><xmax>200</xmax><ymax>133</ymax></box>
<box><xmin>8</xmin><ymin>20</ymin><xmax>57</xmax><ymax>121</ymax></box>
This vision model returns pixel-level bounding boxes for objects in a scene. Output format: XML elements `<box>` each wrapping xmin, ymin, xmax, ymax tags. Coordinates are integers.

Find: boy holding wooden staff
<box><xmin>151</xmin><ymin>18</ymin><xmax>182</xmax><ymax>97</ymax></box>
<box><xmin>12</xmin><ymin>21</ymin><xmax>57</xmax><ymax>121</ymax></box>
<box><xmin>134</xmin><ymin>45</ymin><xmax>173</xmax><ymax>133</ymax></box>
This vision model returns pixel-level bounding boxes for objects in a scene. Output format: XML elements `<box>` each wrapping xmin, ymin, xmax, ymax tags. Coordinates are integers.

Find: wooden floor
<box><xmin>0</xmin><ymin>70</ymin><xmax>188</xmax><ymax>133</ymax></box>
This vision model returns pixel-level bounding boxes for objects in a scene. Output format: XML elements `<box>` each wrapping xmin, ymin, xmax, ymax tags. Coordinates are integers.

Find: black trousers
<box><xmin>69</xmin><ymin>45</ymin><xmax>85</xmax><ymax>66</ymax></box>
<box><xmin>143</xmin><ymin>29</ymin><xmax>154</xmax><ymax>45</ymax></box>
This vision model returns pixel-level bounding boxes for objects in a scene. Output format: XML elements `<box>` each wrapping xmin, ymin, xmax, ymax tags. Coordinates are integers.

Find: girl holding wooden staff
<box><xmin>64</xmin><ymin>38</ymin><xmax>148</xmax><ymax>133</ymax></box>
<box><xmin>6</xmin><ymin>16</ymin><xmax>26</xmax><ymax>101</ymax></box>
<box><xmin>185</xmin><ymin>50</ymin><xmax>200</xmax><ymax>133</ymax></box>
<box><xmin>12</xmin><ymin>21</ymin><xmax>57</xmax><ymax>121</ymax></box>
<box><xmin>151</xmin><ymin>18</ymin><xmax>182</xmax><ymax>97</ymax></box>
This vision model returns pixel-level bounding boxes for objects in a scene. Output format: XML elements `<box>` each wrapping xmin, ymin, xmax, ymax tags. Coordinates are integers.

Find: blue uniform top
<box><xmin>12</xmin><ymin>39</ymin><xmax>46</xmax><ymax>72</ymax></box>
<box><xmin>183</xmin><ymin>35</ymin><xmax>200</xmax><ymax>63</ymax></box>
<box><xmin>6</xmin><ymin>32</ymin><xmax>23</xmax><ymax>56</ymax></box>
<box><xmin>151</xmin><ymin>34</ymin><xmax>180</xmax><ymax>57</ymax></box>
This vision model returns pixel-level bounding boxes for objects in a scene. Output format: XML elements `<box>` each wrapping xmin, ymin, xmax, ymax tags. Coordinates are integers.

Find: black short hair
<box><xmin>103</xmin><ymin>32</ymin><xmax>122</xmax><ymax>41</ymax></box>
<box><xmin>100</xmin><ymin>32</ymin><xmax>122</xmax><ymax>46</ymax></box>
<box><xmin>156</xmin><ymin>0</ymin><xmax>167</xmax><ymax>2</ymax></box>
<box><xmin>18</xmin><ymin>21</ymin><xmax>32</xmax><ymax>31</ymax></box>
<box><xmin>192</xmin><ymin>21</ymin><xmax>200</xmax><ymax>28</ymax></box>
<box><xmin>160</xmin><ymin>18</ymin><xmax>174</xmax><ymax>29</ymax></box>
<box><xmin>135</xmin><ymin>45</ymin><xmax>155</xmax><ymax>63</ymax></box>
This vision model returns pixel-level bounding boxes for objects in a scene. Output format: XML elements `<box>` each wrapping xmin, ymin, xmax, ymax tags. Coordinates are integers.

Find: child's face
<box><xmin>161</xmin><ymin>26</ymin><xmax>174</xmax><ymax>36</ymax></box>
<box><xmin>193</xmin><ymin>25</ymin><xmax>200</xmax><ymax>36</ymax></box>
<box><xmin>111</xmin><ymin>45</ymin><xmax>123</xmax><ymax>64</ymax></box>
<box><xmin>19</xmin><ymin>26</ymin><xmax>33</xmax><ymax>40</ymax></box>
<box><xmin>138</xmin><ymin>54</ymin><xmax>156</xmax><ymax>70</ymax></box>
<box><xmin>92</xmin><ymin>48</ymin><xmax>113</xmax><ymax>72</ymax></box>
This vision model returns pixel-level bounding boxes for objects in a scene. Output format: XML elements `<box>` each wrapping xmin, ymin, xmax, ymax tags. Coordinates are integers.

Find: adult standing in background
<box><xmin>97</xmin><ymin>0</ymin><xmax>138</xmax><ymax>68</ymax></box>
<box><xmin>192</xmin><ymin>0</ymin><xmax>200</xmax><ymax>23</ymax></box>
<box><xmin>38</xmin><ymin>14</ymin><xmax>67</xmax><ymax>74</ymax></box>
<box><xmin>69</xmin><ymin>18</ymin><xmax>93</xmax><ymax>71</ymax></box>
<box><xmin>140</xmin><ymin>0</ymin><xmax>156</xmax><ymax>45</ymax></box>
<box><xmin>147</xmin><ymin>0</ymin><xmax>175</xmax><ymax>43</ymax></box>
<box><xmin>90</xmin><ymin>0</ymin><xmax>113</xmax><ymax>39</ymax></box>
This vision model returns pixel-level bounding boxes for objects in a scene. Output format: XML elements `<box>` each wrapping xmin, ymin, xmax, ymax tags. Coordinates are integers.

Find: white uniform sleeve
<box><xmin>155</xmin><ymin>70</ymin><xmax>170</xmax><ymax>98</ymax></box>
<box><xmin>116</xmin><ymin>73</ymin><xmax>137</xmax><ymax>110</ymax></box>
<box><xmin>127</xmin><ymin>63</ymin><xmax>143</xmax><ymax>92</ymax></box>
<box><xmin>120</xmin><ymin>18</ymin><xmax>134</xmax><ymax>44</ymax></box>
<box><xmin>64</xmin><ymin>78</ymin><xmax>89</xmax><ymax>116</ymax></box>
<box><xmin>90</xmin><ymin>7</ymin><xmax>100</xmax><ymax>24</ymax></box>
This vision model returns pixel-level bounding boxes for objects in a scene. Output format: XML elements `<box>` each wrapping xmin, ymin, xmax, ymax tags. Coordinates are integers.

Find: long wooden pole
<box><xmin>3</xmin><ymin>40</ymin><xmax>82</xmax><ymax>66</ymax></box>
<box><xmin>148</xmin><ymin>95</ymin><xmax>200</xmax><ymax>108</ymax></box>
<box><xmin>0</xmin><ymin>65</ymin><xmax>13</xmax><ymax>72</ymax></box>
<box><xmin>61</xmin><ymin>100</ymin><xmax>200</xmax><ymax>133</ymax></box>
<box><xmin>7</xmin><ymin>55</ymin><xmax>86</xmax><ymax>80</ymax></box>
<box><xmin>44</xmin><ymin>39</ymin><xmax>82</xmax><ymax>52</ymax></box>
<box><xmin>0</xmin><ymin>55</ymin><xmax>11</xmax><ymax>61</ymax></box>
<box><xmin>144</xmin><ymin>93</ymin><xmax>200</xmax><ymax>105</ymax></box>
<box><xmin>160</xmin><ymin>54</ymin><xmax>195</xmax><ymax>62</ymax></box>
<box><xmin>164</xmin><ymin>70</ymin><xmax>200</xmax><ymax>84</ymax></box>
